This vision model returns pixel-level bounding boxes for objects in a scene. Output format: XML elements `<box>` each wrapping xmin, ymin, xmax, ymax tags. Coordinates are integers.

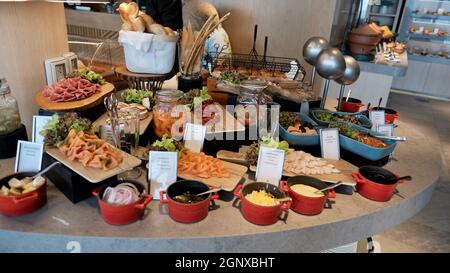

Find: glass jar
<box><xmin>152</xmin><ymin>90</ymin><xmax>185</xmax><ymax>138</ymax></box>
<box><xmin>0</xmin><ymin>78</ymin><xmax>21</xmax><ymax>135</ymax></box>
<box><xmin>235</xmin><ymin>80</ymin><xmax>267</xmax><ymax>126</ymax></box>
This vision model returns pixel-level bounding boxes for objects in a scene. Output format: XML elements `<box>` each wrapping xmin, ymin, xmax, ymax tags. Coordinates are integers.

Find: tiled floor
<box><xmin>372</xmin><ymin>92</ymin><xmax>450</xmax><ymax>253</ymax></box>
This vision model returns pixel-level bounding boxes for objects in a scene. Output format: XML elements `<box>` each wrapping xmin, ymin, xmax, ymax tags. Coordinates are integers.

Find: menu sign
<box><xmin>15</xmin><ymin>141</ymin><xmax>44</xmax><ymax>172</ymax></box>
<box><xmin>148</xmin><ymin>151</ymin><xmax>178</xmax><ymax>199</ymax></box>
<box><xmin>320</xmin><ymin>128</ymin><xmax>340</xmax><ymax>160</ymax></box>
<box><xmin>255</xmin><ymin>146</ymin><xmax>285</xmax><ymax>185</ymax></box>
<box><xmin>370</xmin><ymin>110</ymin><xmax>385</xmax><ymax>130</ymax></box>
<box><xmin>32</xmin><ymin>115</ymin><xmax>52</xmax><ymax>143</ymax></box>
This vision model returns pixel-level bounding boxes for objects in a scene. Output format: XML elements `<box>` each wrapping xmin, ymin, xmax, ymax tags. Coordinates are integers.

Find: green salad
<box><xmin>181</xmin><ymin>87</ymin><xmax>212</xmax><ymax>111</ymax></box>
<box><xmin>245</xmin><ymin>138</ymin><xmax>289</xmax><ymax>165</ymax></box>
<box><xmin>121</xmin><ymin>89</ymin><xmax>153</xmax><ymax>104</ymax></box>
<box><xmin>40</xmin><ymin>113</ymin><xmax>92</xmax><ymax>147</ymax></box>
<box><xmin>219</xmin><ymin>71</ymin><xmax>241</xmax><ymax>85</ymax></box>
<box><xmin>72</xmin><ymin>68</ymin><xmax>106</xmax><ymax>85</ymax></box>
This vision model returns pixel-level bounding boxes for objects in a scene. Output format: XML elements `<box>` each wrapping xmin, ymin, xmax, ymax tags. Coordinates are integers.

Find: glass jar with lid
<box><xmin>152</xmin><ymin>90</ymin><xmax>186</xmax><ymax>138</ymax></box>
<box><xmin>0</xmin><ymin>78</ymin><xmax>21</xmax><ymax>135</ymax></box>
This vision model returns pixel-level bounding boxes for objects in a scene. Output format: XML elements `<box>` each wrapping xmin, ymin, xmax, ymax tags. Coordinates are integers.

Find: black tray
<box><xmin>42</xmin><ymin>153</ymin><xmax>116</xmax><ymax>204</ymax></box>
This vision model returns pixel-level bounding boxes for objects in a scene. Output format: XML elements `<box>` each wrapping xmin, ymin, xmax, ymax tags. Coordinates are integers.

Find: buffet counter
<box><xmin>325</xmin><ymin>52</ymin><xmax>408</xmax><ymax>109</ymax></box>
<box><xmin>0</xmin><ymin>116</ymin><xmax>440</xmax><ymax>253</ymax></box>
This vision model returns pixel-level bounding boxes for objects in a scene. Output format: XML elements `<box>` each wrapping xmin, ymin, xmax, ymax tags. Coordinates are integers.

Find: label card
<box><xmin>376</xmin><ymin>124</ymin><xmax>394</xmax><ymax>137</ymax></box>
<box><xmin>15</xmin><ymin>141</ymin><xmax>44</xmax><ymax>173</ymax></box>
<box><xmin>320</xmin><ymin>128</ymin><xmax>340</xmax><ymax>160</ymax></box>
<box><xmin>255</xmin><ymin>146</ymin><xmax>285</xmax><ymax>185</ymax></box>
<box><xmin>183</xmin><ymin>123</ymin><xmax>206</xmax><ymax>153</ymax></box>
<box><xmin>370</xmin><ymin>110</ymin><xmax>385</xmax><ymax>130</ymax></box>
<box><xmin>32</xmin><ymin>115</ymin><xmax>52</xmax><ymax>143</ymax></box>
<box><xmin>148</xmin><ymin>151</ymin><xmax>178</xmax><ymax>199</ymax></box>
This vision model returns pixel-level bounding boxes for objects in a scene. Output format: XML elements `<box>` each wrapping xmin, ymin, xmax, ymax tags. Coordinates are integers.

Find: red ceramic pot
<box><xmin>369</xmin><ymin>107</ymin><xmax>400</xmax><ymax>124</ymax></box>
<box><xmin>159</xmin><ymin>180</ymin><xmax>219</xmax><ymax>223</ymax></box>
<box><xmin>234</xmin><ymin>182</ymin><xmax>291</xmax><ymax>226</ymax></box>
<box><xmin>337</xmin><ymin>97</ymin><xmax>364</xmax><ymax>113</ymax></box>
<box><xmin>352</xmin><ymin>166</ymin><xmax>409</xmax><ymax>202</ymax></box>
<box><xmin>93</xmin><ymin>180</ymin><xmax>152</xmax><ymax>225</ymax></box>
<box><xmin>0</xmin><ymin>172</ymin><xmax>48</xmax><ymax>217</ymax></box>
<box><xmin>280</xmin><ymin>176</ymin><xmax>336</xmax><ymax>215</ymax></box>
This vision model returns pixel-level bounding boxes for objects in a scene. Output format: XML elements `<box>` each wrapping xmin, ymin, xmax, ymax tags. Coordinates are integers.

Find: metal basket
<box><xmin>210</xmin><ymin>52</ymin><xmax>305</xmax><ymax>80</ymax></box>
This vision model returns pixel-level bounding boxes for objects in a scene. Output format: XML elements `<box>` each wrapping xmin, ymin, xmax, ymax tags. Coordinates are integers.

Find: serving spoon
<box><xmin>196</xmin><ymin>187</ymin><xmax>222</xmax><ymax>197</ymax></box>
<box><xmin>314</xmin><ymin>181</ymin><xmax>343</xmax><ymax>194</ymax></box>
<box><xmin>31</xmin><ymin>161</ymin><xmax>61</xmax><ymax>179</ymax></box>
<box><xmin>385</xmin><ymin>175</ymin><xmax>412</xmax><ymax>184</ymax></box>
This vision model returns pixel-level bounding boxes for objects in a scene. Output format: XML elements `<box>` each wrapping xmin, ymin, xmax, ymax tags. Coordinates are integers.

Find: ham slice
<box><xmin>43</xmin><ymin>77</ymin><xmax>102</xmax><ymax>102</ymax></box>
<box><xmin>59</xmin><ymin>129</ymin><xmax>123</xmax><ymax>170</ymax></box>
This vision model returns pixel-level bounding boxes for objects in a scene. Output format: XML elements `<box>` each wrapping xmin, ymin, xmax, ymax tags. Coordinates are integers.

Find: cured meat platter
<box><xmin>35</xmin><ymin>82</ymin><xmax>115</xmax><ymax>111</ymax></box>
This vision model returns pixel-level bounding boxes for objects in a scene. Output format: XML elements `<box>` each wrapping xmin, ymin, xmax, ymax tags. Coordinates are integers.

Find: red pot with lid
<box><xmin>92</xmin><ymin>180</ymin><xmax>153</xmax><ymax>225</ymax></box>
<box><xmin>352</xmin><ymin>166</ymin><xmax>411</xmax><ymax>202</ymax></box>
<box><xmin>0</xmin><ymin>172</ymin><xmax>47</xmax><ymax>217</ymax></box>
<box><xmin>337</xmin><ymin>97</ymin><xmax>364</xmax><ymax>113</ymax></box>
<box><xmin>280</xmin><ymin>176</ymin><xmax>336</xmax><ymax>215</ymax></box>
<box><xmin>233</xmin><ymin>182</ymin><xmax>291</xmax><ymax>225</ymax></box>
<box><xmin>369</xmin><ymin>107</ymin><xmax>400</xmax><ymax>124</ymax></box>
<box><xmin>159</xmin><ymin>180</ymin><xmax>219</xmax><ymax>223</ymax></box>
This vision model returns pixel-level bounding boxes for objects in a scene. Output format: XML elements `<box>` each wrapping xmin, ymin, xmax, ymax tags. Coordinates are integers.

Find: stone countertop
<box><xmin>358</xmin><ymin>51</ymin><xmax>408</xmax><ymax>77</ymax></box>
<box><xmin>0</xmin><ymin>117</ymin><xmax>441</xmax><ymax>253</ymax></box>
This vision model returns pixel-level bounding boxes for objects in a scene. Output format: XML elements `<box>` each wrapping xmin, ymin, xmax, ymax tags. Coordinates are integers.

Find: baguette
<box><xmin>149</xmin><ymin>23</ymin><xmax>167</xmax><ymax>35</ymax></box>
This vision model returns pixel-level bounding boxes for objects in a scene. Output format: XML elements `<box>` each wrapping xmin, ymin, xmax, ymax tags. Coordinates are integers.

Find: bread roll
<box><xmin>139</xmin><ymin>11</ymin><xmax>156</xmax><ymax>33</ymax></box>
<box><xmin>121</xmin><ymin>22</ymin><xmax>133</xmax><ymax>31</ymax></box>
<box><xmin>164</xmin><ymin>26</ymin><xmax>176</xmax><ymax>36</ymax></box>
<box><xmin>149</xmin><ymin>23</ymin><xmax>167</xmax><ymax>35</ymax></box>
<box><xmin>130</xmin><ymin>16</ymin><xmax>146</xmax><ymax>32</ymax></box>
<box><xmin>127</xmin><ymin>2</ymin><xmax>140</xmax><ymax>19</ymax></box>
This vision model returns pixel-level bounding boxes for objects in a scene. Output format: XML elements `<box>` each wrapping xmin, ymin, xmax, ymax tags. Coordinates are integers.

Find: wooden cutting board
<box><xmin>217</xmin><ymin>149</ymin><xmax>356</xmax><ymax>186</ymax></box>
<box><xmin>177</xmin><ymin>160</ymin><xmax>248</xmax><ymax>191</ymax></box>
<box><xmin>249</xmin><ymin>160</ymin><xmax>356</xmax><ymax>186</ymax></box>
<box><xmin>35</xmin><ymin>82</ymin><xmax>115</xmax><ymax>111</ymax></box>
<box><xmin>45</xmin><ymin>146</ymin><xmax>141</xmax><ymax>183</ymax></box>
<box><xmin>92</xmin><ymin>112</ymin><xmax>153</xmax><ymax>136</ymax></box>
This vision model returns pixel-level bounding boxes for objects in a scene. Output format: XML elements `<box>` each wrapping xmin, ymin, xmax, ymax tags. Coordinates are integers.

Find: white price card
<box><xmin>183</xmin><ymin>122</ymin><xmax>206</xmax><ymax>153</ymax></box>
<box><xmin>148</xmin><ymin>151</ymin><xmax>178</xmax><ymax>199</ymax></box>
<box><xmin>32</xmin><ymin>115</ymin><xmax>52</xmax><ymax>143</ymax></box>
<box><xmin>255</xmin><ymin>146</ymin><xmax>285</xmax><ymax>185</ymax></box>
<box><xmin>370</xmin><ymin>110</ymin><xmax>385</xmax><ymax>130</ymax></box>
<box><xmin>15</xmin><ymin>141</ymin><xmax>44</xmax><ymax>173</ymax></box>
<box><xmin>376</xmin><ymin>124</ymin><xmax>394</xmax><ymax>137</ymax></box>
<box><xmin>320</xmin><ymin>128</ymin><xmax>340</xmax><ymax>160</ymax></box>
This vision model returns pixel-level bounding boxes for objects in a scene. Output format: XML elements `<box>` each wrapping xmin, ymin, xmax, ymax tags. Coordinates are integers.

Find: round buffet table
<box><xmin>0</xmin><ymin>117</ymin><xmax>441</xmax><ymax>253</ymax></box>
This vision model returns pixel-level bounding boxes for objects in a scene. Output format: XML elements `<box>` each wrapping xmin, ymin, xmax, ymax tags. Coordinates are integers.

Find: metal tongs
<box><xmin>104</xmin><ymin>93</ymin><xmax>121</xmax><ymax>148</ymax></box>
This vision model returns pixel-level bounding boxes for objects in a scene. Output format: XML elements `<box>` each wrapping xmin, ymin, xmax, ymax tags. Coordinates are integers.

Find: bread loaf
<box><xmin>149</xmin><ymin>23</ymin><xmax>167</xmax><ymax>35</ymax></box>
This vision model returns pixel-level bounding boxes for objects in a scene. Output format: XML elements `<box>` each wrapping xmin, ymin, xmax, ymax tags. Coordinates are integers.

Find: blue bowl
<box><xmin>335</xmin><ymin>122</ymin><xmax>397</xmax><ymax>161</ymax></box>
<box><xmin>311</xmin><ymin>109</ymin><xmax>373</xmax><ymax>129</ymax></box>
<box><xmin>279</xmin><ymin>113</ymin><xmax>320</xmax><ymax>146</ymax></box>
